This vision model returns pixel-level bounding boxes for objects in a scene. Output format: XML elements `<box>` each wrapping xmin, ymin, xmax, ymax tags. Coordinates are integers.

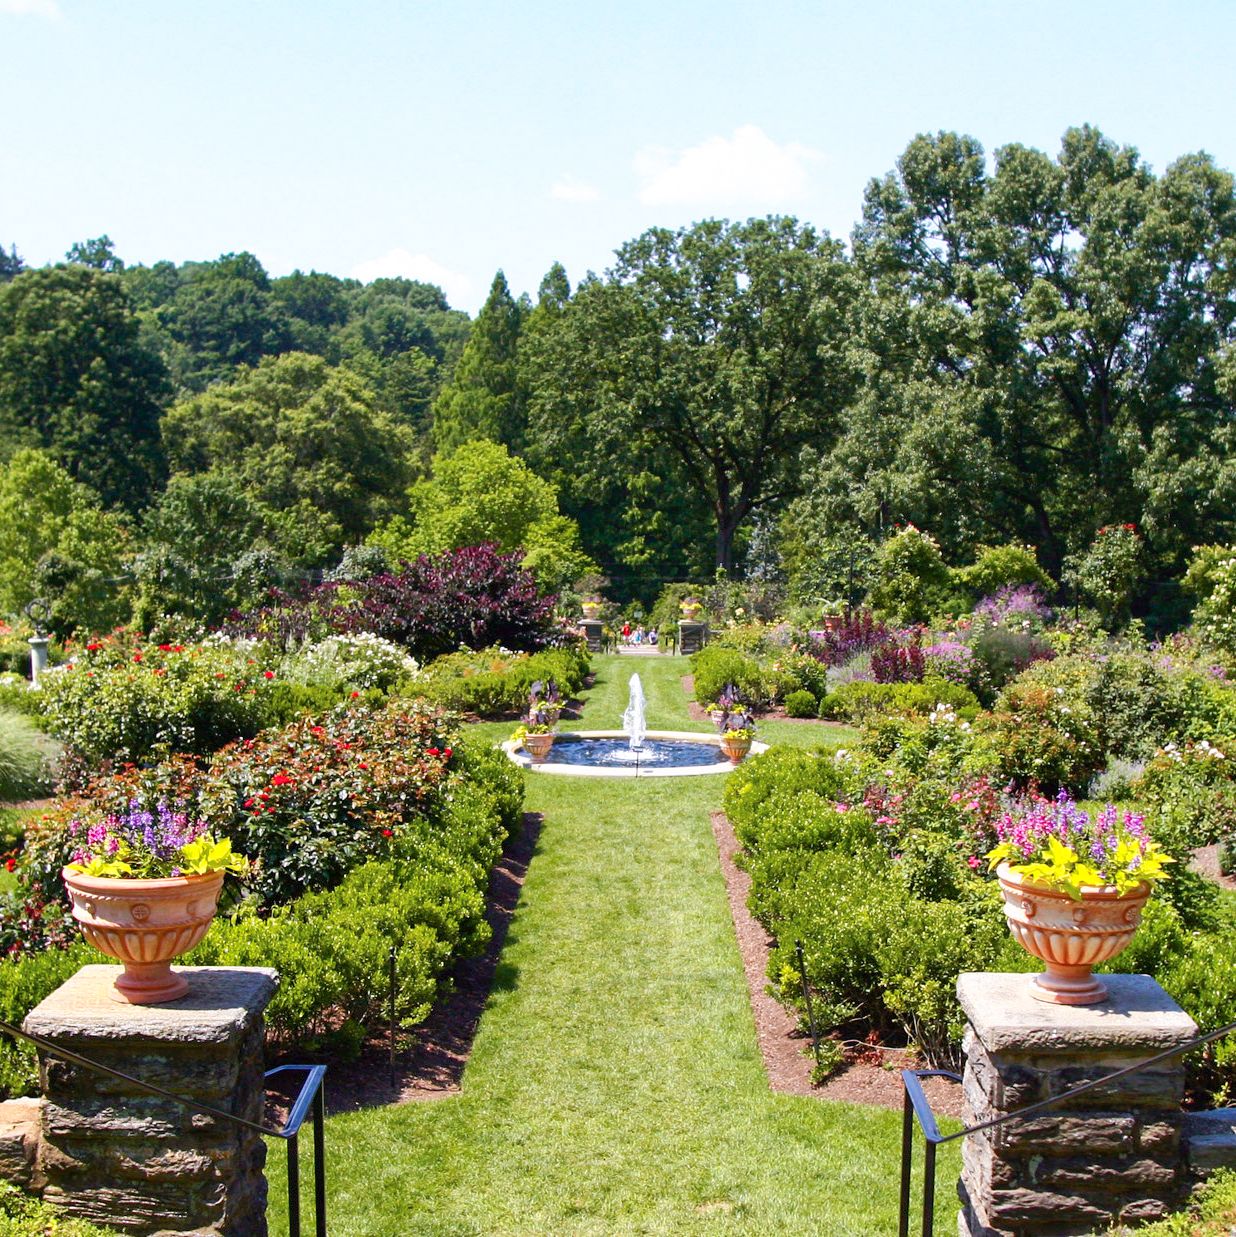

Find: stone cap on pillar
<box><xmin>958</xmin><ymin>972</ymin><xmax>1198</xmax><ymax>1056</ymax></box>
<box><xmin>24</xmin><ymin>966</ymin><xmax>279</xmax><ymax>1048</ymax></box>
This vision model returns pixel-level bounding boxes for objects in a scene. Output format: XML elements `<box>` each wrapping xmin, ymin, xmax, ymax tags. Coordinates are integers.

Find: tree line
<box><xmin>1</xmin><ymin>123</ymin><xmax>1234</xmax><ymax>633</ymax></box>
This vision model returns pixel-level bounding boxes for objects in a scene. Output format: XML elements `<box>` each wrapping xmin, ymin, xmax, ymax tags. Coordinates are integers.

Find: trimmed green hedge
<box><xmin>418</xmin><ymin>644</ymin><xmax>590</xmax><ymax>716</ymax></box>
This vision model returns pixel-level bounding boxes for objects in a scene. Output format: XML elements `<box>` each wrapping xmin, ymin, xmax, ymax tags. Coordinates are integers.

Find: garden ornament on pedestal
<box><xmin>62</xmin><ymin>802</ymin><xmax>248</xmax><ymax>1004</ymax></box>
<box><xmin>987</xmin><ymin>795</ymin><xmax>1171</xmax><ymax>1005</ymax></box>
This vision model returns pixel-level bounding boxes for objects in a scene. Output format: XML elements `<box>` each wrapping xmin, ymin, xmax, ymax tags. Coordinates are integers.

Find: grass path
<box><xmin>269</xmin><ymin>656</ymin><xmax>955</xmax><ymax>1235</ymax></box>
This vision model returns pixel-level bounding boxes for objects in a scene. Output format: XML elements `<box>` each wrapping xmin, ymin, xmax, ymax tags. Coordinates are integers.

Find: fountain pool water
<box><xmin>501</xmin><ymin>672</ymin><xmax>768</xmax><ymax>778</ymax></box>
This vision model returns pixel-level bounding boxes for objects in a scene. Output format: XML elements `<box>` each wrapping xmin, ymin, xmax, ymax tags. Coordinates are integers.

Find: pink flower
<box><xmin>967</xmin><ymin>856</ymin><xmax>981</xmax><ymax>869</ymax></box>
<box><xmin>834</xmin><ymin>802</ymin><xmax>849</xmax><ymax>813</ymax></box>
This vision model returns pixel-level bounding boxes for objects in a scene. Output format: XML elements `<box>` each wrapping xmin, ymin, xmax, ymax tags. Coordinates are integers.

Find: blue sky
<box><xmin>2</xmin><ymin>0</ymin><xmax>1233</xmax><ymax>314</ymax></box>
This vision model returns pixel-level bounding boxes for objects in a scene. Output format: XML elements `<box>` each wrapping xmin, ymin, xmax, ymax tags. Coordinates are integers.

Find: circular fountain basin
<box><xmin>501</xmin><ymin>729</ymin><xmax>769</xmax><ymax>778</ymax></box>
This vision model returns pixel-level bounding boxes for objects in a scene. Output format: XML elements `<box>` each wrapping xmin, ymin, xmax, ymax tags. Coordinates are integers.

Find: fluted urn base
<box><xmin>996</xmin><ymin>863</ymin><xmax>1151</xmax><ymax>1007</ymax></box>
<box><xmin>63</xmin><ymin>869</ymin><xmax>225</xmax><ymax>1006</ymax></box>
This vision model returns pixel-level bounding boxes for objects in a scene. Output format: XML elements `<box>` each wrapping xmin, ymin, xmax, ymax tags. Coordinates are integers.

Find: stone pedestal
<box><xmin>677</xmin><ymin>620</ymin><xmax>708</xmax><ymax>656</ymax></box>
<box><xmin>24</xmin><ymin>965</ymin><xmax>278</xmax><ymax>1237</ymax></box>
<box><xmin>579</xmin><ymin>619</ymin><xmax>605</xmax><ymax>653</ymax></box>
<box><xmin>27</xmin><ymin>637</ymin><xmax>48</xmax><ymax>689</ymax></box>
<box><xmin>957</xmin><ymin>972</ymin><xmax>1197</xmax><ymax>1236</ymax></box>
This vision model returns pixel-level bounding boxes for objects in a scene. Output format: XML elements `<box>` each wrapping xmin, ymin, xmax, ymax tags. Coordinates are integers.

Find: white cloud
<box><xmin>0</xmin><ymin>0</ymin><xmax>62</xmax><ymax>17</ymax></box>
<box><xmin>349</xmin><ymin>248</ymin><xmax>474</xmax><ymax>311</ymax></box>
<box><xmin>635</xmin><ymin>124</ymin><xmax>819</xmax><ymax>209</ymax></box>
<box><xmin>550</xmin><ymin>176</ymin><xmax>601</xmax><ymax>203</ymax></box>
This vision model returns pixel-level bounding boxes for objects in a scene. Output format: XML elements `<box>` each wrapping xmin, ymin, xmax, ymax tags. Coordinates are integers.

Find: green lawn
<box><xmin>269</xmin><ymin>655</ymin><xmax>951</xmax><ymax>1235</ymax></box>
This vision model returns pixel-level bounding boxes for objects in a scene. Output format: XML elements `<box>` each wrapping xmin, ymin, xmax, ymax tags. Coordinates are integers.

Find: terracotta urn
<box><xmin>680</xmin><ymin>601</ymin><xmax>703</xmax><ymax>619</ymax></box>
<box><xmin>996</xmin><ymin>863</ymin><xmax>1151</xmax><ymax>1006</ymax></box>
<box><xmin>719</xmin><ymin>734</ymin><xmax>752</xmax><ymax>764</ymax></box>
<box><xmin>63</xmin><ymin>869</ymin><xmax>225</xmax><ymax>1005</ymax></box>
<box><xmin>522</xmin><ymin>732</ymin><xmax>555</xmax><ymax>762</ymax></box>
<box><xmin>581</xmin><ymin>601</ymin><xmax>602</xmax><ymax>619</ymax></box>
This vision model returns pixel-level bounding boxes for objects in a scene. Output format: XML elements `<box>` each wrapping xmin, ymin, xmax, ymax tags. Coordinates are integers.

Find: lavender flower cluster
<box><xmin>69</xmin><ymin>799</ymin><xmax>209</xmax><ymax>879</ymax></box>
<box><xmin>994</xmin><ymin>791</ymin><xmax>1151</xmax><ymax>880</ymax></box>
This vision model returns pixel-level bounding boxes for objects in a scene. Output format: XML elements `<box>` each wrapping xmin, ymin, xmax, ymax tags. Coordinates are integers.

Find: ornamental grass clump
<box><xmin>987</xmin><ymin>792</ymin><xmax>1172</xmax><ymax>899</ymax></box>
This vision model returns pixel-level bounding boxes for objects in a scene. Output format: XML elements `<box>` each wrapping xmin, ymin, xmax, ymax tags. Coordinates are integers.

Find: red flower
<box><xmin>350</xmin><ymin>691</ymin><xmax>360</xmax><ymax>699</ymax></box>
<box><xmin>263</xmin><ymin>670</ymin><xmax>275</xmax><ymax>679</ymax></box>
<box><xmin>443</xmin><ymin>747</ymin><xmax>453</xmax><ymax>760</ymax></box>
<box><xmin>381</xmin><ymin>828</ymin><xmax>393</xmax><ymax>838</ymax></box>
<box><xmin>358</xmin><ymin>762</ymin><xmax>368</xmax><ymax>770</ymax></box>
<box><xmin>427</xmin><ymin>747</ymin><xmax>440</xmax><ymax>757</ymax></box>
<box><xmin>85</xmin><ymin>642</ymin><xmax>102</xmax><ymax>652</ymax></box>
<box><xmin>157</xmin><ymin>643</ymin><xmax>173</xmax><ymax>652</ymax></box>
<box><xmin>132</xmin><ymin>653</ymin><xmax>143</xmax><ymax>663</ymax></box>
<box><xmin>271</xmin><ymin>773</ymin><xmax>294</xmax><ymax>787</ymax></box>
<box><xmin>243</xmin><ymin>798</ymin><xmax>255</xmax><ymax>808</ymax></box>
<box><xmin>4</xmin><ymin>858</ymin><xmax>15</xmax><ymax>873</ymax></box>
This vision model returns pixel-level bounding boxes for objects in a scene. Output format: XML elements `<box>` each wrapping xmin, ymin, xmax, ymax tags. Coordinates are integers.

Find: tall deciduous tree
<box><xmin>0</xmin><ymin>265</ymin><xmax>168</xmax><ymax>511</ymax></box>
<box><xmin>370</xmin><ymin>439</ymin><xmax>594</xmax><ymax>592</ymax></box>
<box><xmin>0</xmin><ymin>449</ymin><xmax>130</xmax><ymax>634</ymax></box>
<box><xmin>525</xmin><ymin>218</ymin><xmax>857</xmax><ymax>571</ymax></box>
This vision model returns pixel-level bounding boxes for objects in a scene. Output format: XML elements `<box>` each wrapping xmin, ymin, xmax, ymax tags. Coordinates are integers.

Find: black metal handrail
<box><xmin>0</xmin><ymin>1018</ymin><xmax>327</xmax><ymax>1237</ymax></box>
<box><xmin>898</xmin><ymin>1016</ymin><xmax>1236</xmax><ymax>1236</ymax></box>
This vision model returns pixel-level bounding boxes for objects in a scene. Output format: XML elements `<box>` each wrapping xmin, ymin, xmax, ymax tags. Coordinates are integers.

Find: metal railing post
<box><xmin>898</xmin><ymin>1091</ymin><xmax>914</xmax><ymax>1237</ymax></box>
<box><xmin>921</xmin><ymin>1140</ymin><xmax>936</xmax><ymax>1237</ymax></box>
<box><xmin>313</xmin><ymin>1082</ymin><xmax>327</xmax><ymax>1237</ymax></box>
<box><xmin>286</xmin><ymin>1131</ymin><xmax>301</xmax><ymax>1237</ymax></box>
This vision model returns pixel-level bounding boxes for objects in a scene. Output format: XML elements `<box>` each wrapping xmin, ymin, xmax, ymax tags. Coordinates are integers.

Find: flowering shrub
<box><xmin>1191</xmin><ymin>550</ymin><xmax>1236</xmax><ymax>654</ymax></box>
<box><xmin>228</xmin><ymin>544</ymin><xmax>558</xmax><ymax>661</ymax></box>
<box><xmin>38</xmin><ymin>633</ymin><xmax>276</xmax><ymax>774</ymax></box>
<box><xmin>203</xmin><ymin>700</ymin><xmax>458</xmax><ymax>905</ymax></box>
<box><xmin>868</xmin><ymin>526</ymin><xmax>949</xmax><ymax>624</ymax></box>
<box><xmin>1065</xmin><ymin>524</ymin><xmax>1143</xmax><ymax>630</ymax></box>
<box><xmin>974</xmin><ymin>584</ymin><xmax>1053</xmax><ymax>631</ymax></box>
<box><xmin>987</xmin><ymin>792</ymin><xmax>1171</xmax><ymax>897</ymax></box>
<box><xmin>277</xmin><ymin>633</ymin><xmax>420</xmax><ymax>695</ymax></box>
<box><xmin>978</xmin><ymin>680</ymin><xmax>1102</xmax><ymax>792</ymax></box>
<box><xmin>1134</xmin><ymin>739</ymin><xmax>1236</xmax><ymax>853</ymax></box>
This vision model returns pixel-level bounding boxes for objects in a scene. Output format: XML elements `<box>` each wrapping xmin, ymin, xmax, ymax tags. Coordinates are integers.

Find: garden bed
<box><xmin>710</xmin><ymin>808</ymin><xmax>963</xmax><ymax>1117</ymax></box>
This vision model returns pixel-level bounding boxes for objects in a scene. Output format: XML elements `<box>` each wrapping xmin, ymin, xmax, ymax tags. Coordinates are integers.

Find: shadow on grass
<box><xmin>308</xmin><ymin>811</ymin><xmax>544</xmax><ymax>1114</ymax></box>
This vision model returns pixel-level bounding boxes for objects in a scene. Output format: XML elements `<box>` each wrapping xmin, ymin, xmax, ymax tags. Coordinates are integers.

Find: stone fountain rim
<box><xmin>500</xmin><ymin>729</ymin><xmax>769</xmax><ymax>777</ymax></box>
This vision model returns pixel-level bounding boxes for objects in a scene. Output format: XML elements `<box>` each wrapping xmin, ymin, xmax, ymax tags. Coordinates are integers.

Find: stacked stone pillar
<box><xmin>677</xmin><ymin>620</ymin><xmax>708</xmax><ymax>655</ymax></box>
<box><xmin>23</xmin><ymin>965</ymin><xmax>278</xmax><ymax>1236</ymax></box>
<box><xmin>579</xmin><ymin>618</ymin><xmax>605</xmax><ymax>653</ymax></box>
<box><xmin>957</xmin><ymin>972</ymin><xmax>1198</xmax><ymax>1235</ymax></box>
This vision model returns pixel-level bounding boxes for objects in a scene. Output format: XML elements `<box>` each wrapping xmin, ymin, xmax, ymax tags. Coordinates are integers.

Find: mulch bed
<box><xmin>710</xmin><ymin>808</ymin><xmax>964</xmax><ymax>1117</ymax></box>
<box><xmin>1190</xmin><ymin>843</ymin><xmax>1236</xmax><ymax>892</ymax></box>
<box><xmin>273</xmin><ymin>811</ymin><xmax>543</xmax><ymax>1117</ymax></box>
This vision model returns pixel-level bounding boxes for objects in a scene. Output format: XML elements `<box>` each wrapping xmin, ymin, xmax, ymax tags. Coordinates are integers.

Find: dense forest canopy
<box><xmin>0</xmin><ymin>124</ymin><xmax>1233</xmax><ymax>632</ymax></box>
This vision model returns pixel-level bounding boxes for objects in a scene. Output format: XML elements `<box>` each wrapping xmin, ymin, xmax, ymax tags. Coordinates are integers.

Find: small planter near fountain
<box><xmin>513</xmin><ymin>679</ymin><xmax>560</xmax><ymax>763</ymax></box>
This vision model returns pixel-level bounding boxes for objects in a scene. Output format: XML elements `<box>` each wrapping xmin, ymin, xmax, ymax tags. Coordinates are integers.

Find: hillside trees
<box><xmin>524</xmin><ymin>218</ymin><xmax>858</xmax><ymax>572</ymax></box>
<box><xmin>797</xmin><ymin>127</ymin><xmax>1236</xmax><ymax>586</ymax></box>
<box><xmin>161</xmin><ymin>352</ymin><xmax>412</xmax><ymax>565</ymax></box>
<box><xmin>0</xmin><ymin>265</ymin><xmax>168</xmax><ymax>510</ymax></box>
